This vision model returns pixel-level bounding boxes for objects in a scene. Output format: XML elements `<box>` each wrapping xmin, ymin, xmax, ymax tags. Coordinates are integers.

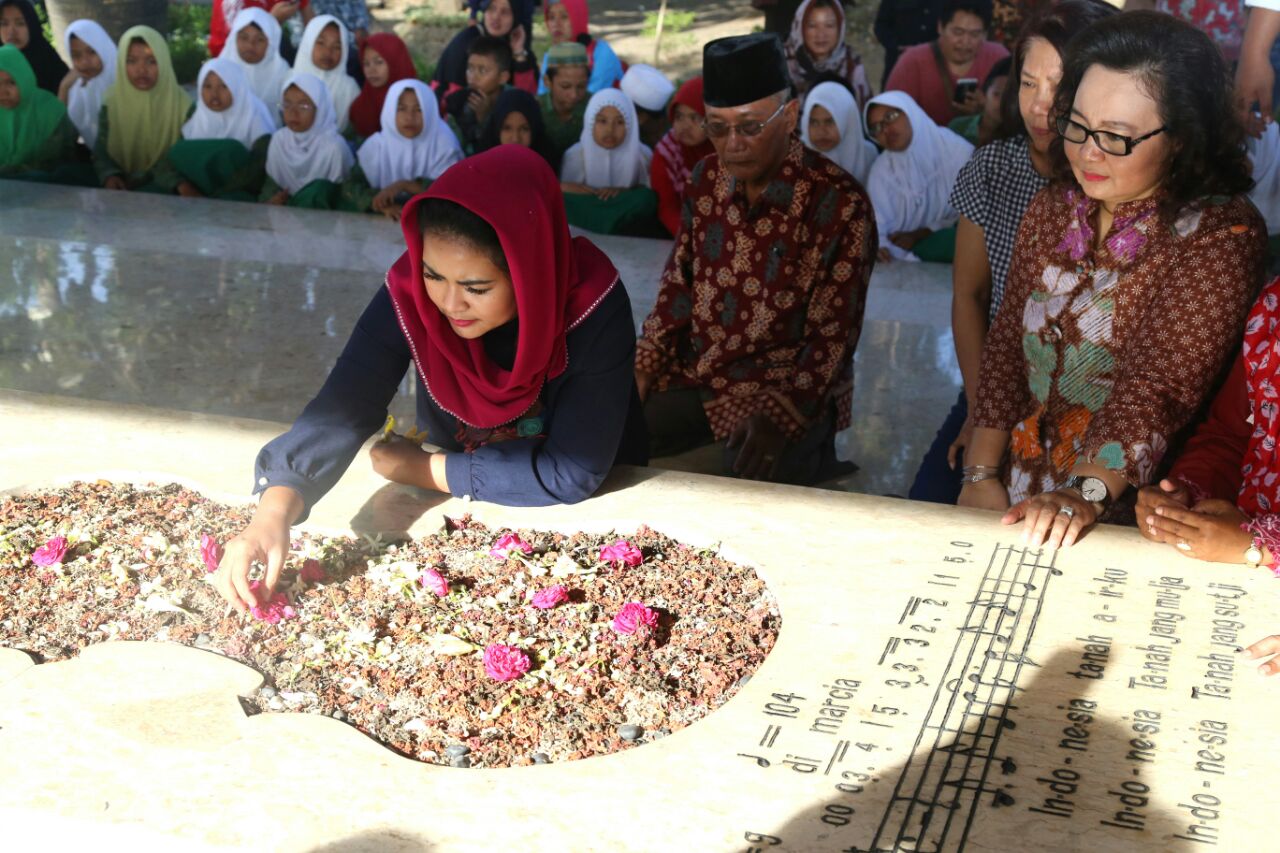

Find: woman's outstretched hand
<box><xmin>213</xmin><ymin>486</ymin><xmax>303</xmax><ymax>614</ymax></box>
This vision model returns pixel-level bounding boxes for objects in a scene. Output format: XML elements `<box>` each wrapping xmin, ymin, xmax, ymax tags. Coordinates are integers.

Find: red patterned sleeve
<box><xmin>1081</xmin><ymin>202</ymin><xmax>1265</xmax><ymax>487</ymax></box>
<box><xmin>635</xmin><ymin>170</ymin><xmax>701</xmax><ymax>377</ymax></box>
<box><xmin>971</xmin><ymin>189</ymin><xmax>1052</xmax><ymax>430</ymax></box>
<box><xmin>1168</xmin><ymin>354</ymin><xmax>1249</xmax><ymax>503</ymax></box>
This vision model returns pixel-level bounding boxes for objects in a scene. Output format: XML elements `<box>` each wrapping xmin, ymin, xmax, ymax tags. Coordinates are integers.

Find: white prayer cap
<box><xmin>620</xmin><ymin>63</ymin><xmax>676</xmax><ymax>113</ymax></box>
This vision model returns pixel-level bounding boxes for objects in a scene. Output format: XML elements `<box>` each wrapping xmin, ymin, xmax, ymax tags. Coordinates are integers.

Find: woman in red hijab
<box><xmin>348</xmin><ymin>33</ymin><xmax>416</xmax><ymax>138</ymax></box>
<box><xmin>213</xmin><ymin>145</ymin><xmax>648</xmax><ymax>614</ymax></box>
<box><xmin>650</xmin><ymin>77</ymin><xmax>714</xmax><ymax>237</ymax></box>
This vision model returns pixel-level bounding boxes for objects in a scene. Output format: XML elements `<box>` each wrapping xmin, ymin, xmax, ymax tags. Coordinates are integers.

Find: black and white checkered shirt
<box><xmin>949</xmin><ymin>136</ymin><xmax>1050</xmax><ymax>322</ymax></box>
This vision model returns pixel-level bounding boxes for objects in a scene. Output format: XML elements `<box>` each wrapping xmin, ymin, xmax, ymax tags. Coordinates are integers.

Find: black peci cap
<box><xmin>702</xmin><ymin>33</ymin><xmax>793</xmax><ymax>108</ymax></box>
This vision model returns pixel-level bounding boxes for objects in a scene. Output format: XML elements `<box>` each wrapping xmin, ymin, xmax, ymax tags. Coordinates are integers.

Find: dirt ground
<box><xmin>374</xmin><ymin>0</ymin><xmax>885</xmax><ymax>86</ymax></box>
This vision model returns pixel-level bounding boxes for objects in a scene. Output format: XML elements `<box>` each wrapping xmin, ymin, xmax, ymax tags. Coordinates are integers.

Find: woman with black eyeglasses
<box><xmin>956</xmin><ymin>11</ymin><xmax>1266</xmax><ymax>549</ymax></box>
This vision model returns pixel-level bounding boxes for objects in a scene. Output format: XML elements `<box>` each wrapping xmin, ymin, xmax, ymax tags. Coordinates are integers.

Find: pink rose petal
<box><xmin>489</xmin><ymin>532</ymin><xmax>534</xmax><ymax>560</ymax></box>
<box><xmin>531</xmin><ymin>585</ymin><xmax>569</xmax><ymax>610</ymax></box>
<box><xmin>248</xmin><ymin>580</ymin><xmax>298</xmax><ymax>625</ymax></box>
<box><xmin>599</xmin><ymin>539</ymin><xmax>643</xmax><ymax>567</ymax></box>
<box><xmin>483</xmin><ymin>644</ymin><xmax>531</xmax><ymax>682</ymax></box>
<box><xmin>200</xmin><ymin>534</ymin><xmax>224</xmax><ymax>574</ymax></box>
<box><xmin>300</xmin><ymin>558</ymin><xmax>325</xmax><ymax>583</ymax></box>
<box><xmin>31</xmin><ymin>536</ymin><xmax>68</xmax><ymax>568</ymax></box>
<box><xmin>420</xmin><ymin>568</ymin><xmax>450</xmax><ymax>597</ymax></box>
<box><xmin>611</xmin><ymin>602</ymin><xmax>659</xmax><ymax>636</ymax></box>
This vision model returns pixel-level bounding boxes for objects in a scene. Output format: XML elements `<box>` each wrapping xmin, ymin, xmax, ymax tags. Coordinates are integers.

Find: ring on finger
<box><xmin>1176</xmin><ymin>540</ymin><xmax>1192</xmax><ymax>552</ymax></box>
<box><xmin>1057</xmin><ymin>505</ymin><xmax>1076</xmax><ymax>521</ymax></box>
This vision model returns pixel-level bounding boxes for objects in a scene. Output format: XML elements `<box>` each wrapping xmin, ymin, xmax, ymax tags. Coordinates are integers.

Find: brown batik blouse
<box><xmin>635</xmin><ymin>136</ymin><xmax>877</xmax><ymax>440</ymax></box>
<box><xmin>972</xmin><ymin>182</ymin><xmax>1266</xmax><ymax>512</ymax></box>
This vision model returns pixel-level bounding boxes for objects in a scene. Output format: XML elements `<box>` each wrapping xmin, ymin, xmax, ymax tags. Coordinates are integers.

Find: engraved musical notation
<box><xmin>867</xmin><ymin>543</ymin><xmax>1059</xmax><ymax>853</ymax></box>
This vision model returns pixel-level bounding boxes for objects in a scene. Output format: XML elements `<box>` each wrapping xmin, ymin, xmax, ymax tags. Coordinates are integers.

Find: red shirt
<box><xmin>884</xmin><ymin>40</ymin><xmax>1009</xmax><ymax>126</ymax></box>
<box><xmin>1168</xmin><ymin>354</ymin><xmax>1248</xmax><ymax>504</ymax></box>
<box><xmin>209</xmin><ymin>0</ymin><xmax>310</xmax><ymax>58</ymax></box>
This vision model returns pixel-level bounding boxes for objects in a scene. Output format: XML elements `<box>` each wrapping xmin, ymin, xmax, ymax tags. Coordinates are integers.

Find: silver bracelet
<box><xmin>961</xmin><ymin>471</ymin><xmax>999</xmax><ymax>484</ymax></box>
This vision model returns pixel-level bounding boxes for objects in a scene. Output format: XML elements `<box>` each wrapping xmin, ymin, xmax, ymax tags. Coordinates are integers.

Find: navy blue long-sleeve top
<box><xmin>253</xmin><ymin>282</ymin><xmax>648</xmax><ymax>519</ymax></box>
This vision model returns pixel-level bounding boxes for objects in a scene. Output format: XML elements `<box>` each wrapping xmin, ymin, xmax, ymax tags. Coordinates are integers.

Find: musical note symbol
<box><xmin>985</xmin><ymin>649</ymin><xmax>1041</xmax><ymax>667</ymax></box>
<box><xmin>737</xmin><ymin>753</ymin><xmax>770</xmax><ymax>768</ymax></box>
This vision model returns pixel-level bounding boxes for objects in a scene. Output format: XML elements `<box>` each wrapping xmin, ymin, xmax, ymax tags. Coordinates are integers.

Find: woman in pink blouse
<box><xmin>957</xmin><ymin>12</ymin><xmax>1266</xmax><ymax>549</ymax></box>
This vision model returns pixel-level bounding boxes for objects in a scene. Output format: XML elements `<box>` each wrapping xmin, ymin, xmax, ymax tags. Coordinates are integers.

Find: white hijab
<box><xmin>293</xmin><ymin>15</ymin><xmax>359</xmax><ymax>133</ymax></box>
<box><xmin>801</xmin><ymin>81</ymin><xmax>877</xmax><ymax>186</ymax></box>
<box><xmin>266</xmin><ymin>72</ymin><xmax>354</xmax><ymax>194</ymax></box>
<box><xmin>863</xmin><ymin>90</ymin><xmax>973</xmax><ymax>261</ymax></box>
<box><xmin>224</xmin><ymin>9</ymin><xmax>291</xmax><ymax>126</ymax></box>
<box><xmin>62</xmin><ymin>19</ymin><xmax>116</xmax><ymax>148</ymax></box>
<box><xmin>183</xmin><ymin>58</ymin><xmax>275</xmax><ymax>148</ymax></box>
<box><xmin>559</xmin><ymin>88</ymin><xmax>651</xmax><ymax>188</ymax></box>
<box><xmin>356</xmin><ymin>80</ymin><xmax>462</xmax><ymax>189</ymax></box>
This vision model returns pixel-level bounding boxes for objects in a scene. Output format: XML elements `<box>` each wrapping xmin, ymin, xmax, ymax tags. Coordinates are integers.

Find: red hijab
<box><xmin>655</xmin><ymin>77</ymin><xmax>714</xmax><ymax>196</ymax></box>
<box><xmin>387</xmin><ymin>145</ymin><xmax>619</xmax><ymax>428</ymax></box>
<box><xmin>349</xmin><ymin>34</ymin><xmax>417</xmax><ymax>138</ymax></box>
<box><xmin>547</xmin><ymin>0</ymin><xmax>590</xmax><ymax>38</ymax></box>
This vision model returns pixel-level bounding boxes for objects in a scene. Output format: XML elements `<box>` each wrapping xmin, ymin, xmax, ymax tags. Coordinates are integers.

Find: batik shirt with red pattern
<box><xmin>635</xmin><ymin>136</ymin><xmax>877</xmax><ymax>441</ymax></box>
<box><xmin>972</xmin><ymin>183</ymin><xmax>1265</xmax><ymax>515</ymax></box>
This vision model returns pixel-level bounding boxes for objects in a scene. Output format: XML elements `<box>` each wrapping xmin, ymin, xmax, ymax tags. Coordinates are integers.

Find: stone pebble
<box><xmin>445</xmin><ymin>744</ymin><xmax>471</xmax><ymax>758</ymax></box>
<box><xmin>617</xmin><ymin>724</ymin><xmax>643</xmax><ymax>741</ymax></box>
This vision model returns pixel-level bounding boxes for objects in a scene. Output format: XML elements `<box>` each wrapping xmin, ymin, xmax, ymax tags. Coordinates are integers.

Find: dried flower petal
<box><xmin>31</xmin><ymin>536</ymin><xmax>68</xmax><ymax>568</ymax></box>
<box><xmin>611</xmin><ymin>602</ymin><xmax>658</xmax><ymax>635</ymax></box>
<box><xmin>483</xmin><ymin>643</ymin><xmax>531</xmax><ymax>682</ymax></box>
<box><xmin>531</xmin><ymin>585</ymin><xmax>569</xmax><ymax>610</ymax></box>
<box><xmin>420</xmin><ymin>568</ymin><xmax>449</xmax><ymax>597</ymax></box>
<box><xmin>599</xmin><ymin>539</ymin><xmax>643</xmax><ymax>567</ymax></box>
<box><xmin>489</xmin><ymin>533</ymin><xmax>533</xmax><ymax>560</ymax></box>
<box><xmin>199</xmin><ymin>534</ymin><xmax>223</xmax><ymax>574</ymax></box>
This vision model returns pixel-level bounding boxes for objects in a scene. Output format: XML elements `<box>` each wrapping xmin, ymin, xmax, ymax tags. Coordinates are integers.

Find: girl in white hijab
<box><xmin>293</xmin><ymin>15</ymin><xmax>359</xmax><ymax>134</ymax></box>
<box><xmin>183</xmin><ymin>58</ymin><xmax>274</xmax><ymax>149</ymax></box>
<box><xmin>863</xmin><ymin>90</ymin><xmax>973</xmax><ymax>262</ymax></box>
<box><xmin>349</xmin><ymin>79</ymin><xmax>462</xmax><ymax>218</ymax></box>
<box><xmin>801</xmin><ymin>81</ymin><xmax>877</xmax><ymax>186</ymax></box>
<box><xmin>263</xmin><ymin>72</ymin><xmax>353</xmax><ymax>208</ymax></box>
<box><xmin>559</xmin><ymin>88</ymin><xmax>660</xmax><ymax>235</ymax></box>
<box><xmin>58</xmin><ymin>19</ymin><xmax>115</xmax><ymax>148</ymax></box>
<box><xmin>168</xmin><ymin>57</ymin><xmax>276</xmax><ymax>199</ymax></box>
<box><xmin>223</xmin><ymin>8</ymin><xmax>290</xmax><ymax>125</ymax></box>
<box><xmin>560</xmin><ymin>87</ymin><xmax>651</xmax><ymax>190</ymax></box>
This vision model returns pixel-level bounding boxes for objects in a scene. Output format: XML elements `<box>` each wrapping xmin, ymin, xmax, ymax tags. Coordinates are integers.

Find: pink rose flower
<box><xmin>248</xmin><ymin>580</ymin><xmax>298</xmax><ymax>625</ymax></box>
<box><xmin>420</xmin><ymin>568</ymin><xmax>449</xmax><ymax>597</ymax></box>
<box><xmin>531</xmin><ymin>585</ymin><xmax>569</xmax><ymax>610</ymax></box>
<box><xmin>599</xmin><ymin>539</ymin><xmax>643</xmax><ymax>567</ymax></box>
<box><xmin>612</xmin><ymin>602</ymin><xmax>659</xmax><ymax>636</ymax></box>
<box><xmin>31</xmin><ymin>536</ymin><xmax>69</xmax><ymax>568</ymax></box>
<box><xmin>300</xmin><ymin>558</ymin><xmax>325</xmax><ymax>583</ymax></box>
<box><xmin>200</xmin><ymin>534</ymin><xmax>224</xmax><ymax>574</ymax></box>
<box><xmin>483</xmin><ymin>644</ymin><xmax>531</xmax><ymax>682</ymax></box>
<box><xmin>489</xmin><ymin>532</ymin><xmax>534</xmax><ymax>560</ymax></box>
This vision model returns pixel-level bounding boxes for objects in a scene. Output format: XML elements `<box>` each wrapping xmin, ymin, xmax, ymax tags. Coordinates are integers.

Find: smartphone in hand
<box><xmin>953</xmin><ymin>78</ymin><xmax>979</xmax><ymax>103</ymax></box>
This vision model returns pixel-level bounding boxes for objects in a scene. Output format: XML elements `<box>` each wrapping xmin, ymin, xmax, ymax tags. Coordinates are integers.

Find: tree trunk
<box><xmin>44</xmin><ymin>0</ymin><xmax>169</xmax><ymax>57</ymax></box>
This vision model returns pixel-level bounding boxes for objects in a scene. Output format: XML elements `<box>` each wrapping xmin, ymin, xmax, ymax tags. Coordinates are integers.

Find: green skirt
<box><xmin>168</xmin><ymin>139</ymin><xmax>257</xmax><ymax>201</ymax></box>
<box><xmin>914</xmin><ymin>225</ymin><xmax>958</xmax><ymax>264</ymax></box>
<box><xmin>563</xmin><ymin>187</ymin><xmax>661</xmax><ymax>237</ymax></box>
<box><xmin>288</xmin><ymin>179</ymin><xmax>343</xmax><ymax>210</ymax></box>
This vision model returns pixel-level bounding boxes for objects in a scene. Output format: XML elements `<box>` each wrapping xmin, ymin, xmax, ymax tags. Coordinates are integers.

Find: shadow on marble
<box><xmin>0</xmin><ymin>181</ymin><xmax>960</xmax><ymax>498</ymax></box>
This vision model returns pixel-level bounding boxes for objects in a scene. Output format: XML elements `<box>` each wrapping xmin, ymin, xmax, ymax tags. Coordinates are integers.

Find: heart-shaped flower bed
<box><xmin>0</xmin><ymin>481</ymin><xmax>780</xmax><ymax>768</ymax></box>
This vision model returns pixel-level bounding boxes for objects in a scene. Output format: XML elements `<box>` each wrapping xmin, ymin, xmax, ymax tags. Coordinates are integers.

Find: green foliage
<box><xmin>642</xmin><ymin>9</ymin><xmax>695</xmax><ymax>38</ymax></box>
<box><xmin>168</xmin><ymin>3</ymin><xmax>212</xmax><ymax>85</ymax></box>
<box><xmin>34</xmin><ymin>2</ymin><xmax>52</xmax><ymax>46</ymax></box>
<box><xmin>412</xmin><ymin>54</ymin><xmax>435</xmax><ymax>83</ymax></box>
<box><xmin>403</xmin><ymin>7</ymin><xmax>469</xmax><ymax>28</ymax></box>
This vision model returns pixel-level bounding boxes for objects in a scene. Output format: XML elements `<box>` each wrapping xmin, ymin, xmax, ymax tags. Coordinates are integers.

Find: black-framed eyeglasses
<box><xmin>702</xmin><ymin>100</ymin><xmax>789</xmax><ymax>140</ymax></box>
<box><xmin>866</xmin><ymin>108</ymin><xmax>903</xmax><ymax>138</ymax></box>
<box><xmin>1055</xmin><ymin>116</ymin><xmax>1166</xmax><ymax>156</ymax></box>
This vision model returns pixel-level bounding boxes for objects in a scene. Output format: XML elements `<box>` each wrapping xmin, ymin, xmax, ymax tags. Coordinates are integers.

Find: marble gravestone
<box><xmin>0</xmin><ymin>389</ymin><xmax>1276</xmax><ymax>852</ymax></box>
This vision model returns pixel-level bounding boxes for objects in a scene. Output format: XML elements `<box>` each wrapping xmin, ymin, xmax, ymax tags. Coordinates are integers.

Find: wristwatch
<box><xmin>1063</xmin><ymin>475</ymin><xmax>1111</xmax><ymax>510</ymax></box>
<box><xmin>1245</xmin><ymin>538</ymin><xmax>1264</xmax><ymax>570</ymax></box>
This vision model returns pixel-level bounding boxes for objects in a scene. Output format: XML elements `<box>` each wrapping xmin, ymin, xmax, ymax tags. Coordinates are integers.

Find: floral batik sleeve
<box><xmin>635</xmin><ymin>172</ymin><xmax>700</xmax><ymax>379</ymax></box>
<box><xmin>971</xmin><ymin>190</ymin><xmax>1052</xmax><ymax>431</ymax></box>
<box><xmin>1082</xmin><ymin>204</ymin><xmax>1266</xmax><ymax>487</ymax></box>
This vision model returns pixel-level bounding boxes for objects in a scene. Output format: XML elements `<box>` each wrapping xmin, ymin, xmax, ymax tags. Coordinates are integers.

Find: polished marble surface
<box><xmin>0</xmin><ymin>180</ymin><xmax>960</xmax><ymax>496</ymax></box>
